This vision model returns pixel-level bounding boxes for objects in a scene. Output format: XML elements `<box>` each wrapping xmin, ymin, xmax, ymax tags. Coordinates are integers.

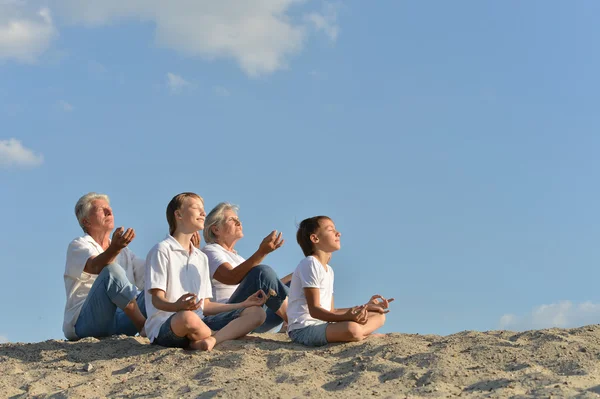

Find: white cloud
<box><xmin>499</xmin><ymin>301</ymin><xmax>600</xmax><ymax>331</ymax></box>
<box><xmin>0</xmin><ymin>335</ymin><xmax>7</xmax><ymax>344</ymax></box>
<box><xmin>166</xmin><ymin>72</ymin><xmax>191</xmax><ymax>93</ymax></box>
<box><xmin>51</xmin><ymin>1</ymin><xmax>336</xmax><ymax>77</ymax></box>
<box><xmin>214</xmin><ymin>86</ymin><xmax>230</xmax><ymax>97</ymax></box>
<box><xmin>0</xmin><ymin>138</ymin><xmax>44</xmax><ymax>168</ymax></box>
<box><xmin>0</xmin><ymin>4</ymin><xmax>58</xmax><ymax>63</ymax></box>
<box><xmin>58</xmin><ymin>100</ymin><xmax>73</xmax><ymax>112</ymax></box>
<box><xmin>305</xmin><ymin>2</ymin><xmax>339</xmax><ymax>42</ymax></box>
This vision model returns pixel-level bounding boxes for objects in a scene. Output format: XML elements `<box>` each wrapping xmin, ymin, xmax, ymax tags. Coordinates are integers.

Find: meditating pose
<box><xmin>144</xmin><ymin>193</ymin><xmax>267</xmax><ymax>350</ymax></box>
<box><xmin>202</xmin><ymin>203</ymin><xmax>291</xmax><ymax>332</ymax></box>
<box><xmin>287</xmin><ymin>216</ymin><xmax>393</xmax><ymax>346</ymax></box>
<box><xmin>63</xmin><ymin>193</ymin><xmax>146</xmax><ymax>340</ymax></box>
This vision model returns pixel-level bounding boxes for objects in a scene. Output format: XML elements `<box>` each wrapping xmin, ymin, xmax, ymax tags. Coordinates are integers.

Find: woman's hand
<box><xmin>191</xmin><ymin>231</ymin><xmax>201</xmax><ymax>249</ymax></box>
<box><xmin>258</xmin><ymin>230</ymin><xmax>284</xmax><ymax>255</ymax></box>
<box><xmin>365</xmin><ymin>295</ymin><xmax>394</xmax><ymax>313</ymax></box>
<box><xmin>242</xmin><ymin>290</ymin><xmax>268</xmax><ymax>307</ymax></box>
<box><xmin>175</xmin><ymin>293</ymin><xmax>202</xmax><ymax>311</ymax></box>
<box><xmin>344</xmin><ymin>305</ymin><xmax>369</xmax><ymax>324</ymax></box>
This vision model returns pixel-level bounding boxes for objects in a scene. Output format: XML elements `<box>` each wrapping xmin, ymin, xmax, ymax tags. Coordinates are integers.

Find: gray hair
<box><xmin>203</xmin><ymin>202</ymin><xmax>239</xmax><ymax>244</ymax></box>
<box><xmin>75</xmin><ymin>192</ymin><xmax>110</xmax><ymax>233</ymax></box>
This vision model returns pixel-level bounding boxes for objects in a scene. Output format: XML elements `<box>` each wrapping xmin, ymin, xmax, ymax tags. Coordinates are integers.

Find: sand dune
<box><xmin>2</xmin><ymin>325</ymin><xmax>600</xmax><ymax>398</ymax></box>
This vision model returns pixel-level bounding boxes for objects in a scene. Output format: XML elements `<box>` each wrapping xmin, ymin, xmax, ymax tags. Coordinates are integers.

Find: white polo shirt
<box><xmin>201</xmin><ymin>243</ymin><xmax>245</xmax><ymax>303</ymax></box>
<box><xmin>63</xmin><ymin>234</ymin><xmax>145</xmax><ymax>340</ymax></box>
<box><xmin>145</xmin><ymin>235</ymin><xmax>213</xmax><ymax>342</ymax></box>
<box><xmin>287</xmin><ymin>256</ymin><xmax>334</xmax><ymax>332</ymax></box>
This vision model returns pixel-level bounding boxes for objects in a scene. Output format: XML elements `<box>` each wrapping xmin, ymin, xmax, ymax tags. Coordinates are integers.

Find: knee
<box><xmin>175</xmin><ymin>311</ymin><xmax>202</xmax><ymax>330</ymax></box>
<box><xmin>249</xmin><ymin>264</ymin><xmax>278</xmax><ymax>282</ymax></box>
<box><xmin>101</xmin><ymin>263</ymin><xmax>127</xmax><ymax>281</ymax></box>
<box><xmin>243</xmin><ymin>306</ymin><xmax>267</xmax><ymax>326</ymax></box>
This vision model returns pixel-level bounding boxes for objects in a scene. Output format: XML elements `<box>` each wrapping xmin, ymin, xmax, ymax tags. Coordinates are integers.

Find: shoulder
<box><xmin>148</xmin><ymin>239</ymin><xmax>171</xmax><ymax>257</ymax></box>
<box><xmin>201</xmin><ymin>243</ymin><xmax>223</xmax><ymax>255</ymax></box>
<box><xmin>297</xmin><ymin>256</ymin><xmax>321</xmax><ymax>272</ymax></box>
<box><xmin>67</xmin><ymin>235</ymin><xmax>92</xmax><ymax>250</ymax></box>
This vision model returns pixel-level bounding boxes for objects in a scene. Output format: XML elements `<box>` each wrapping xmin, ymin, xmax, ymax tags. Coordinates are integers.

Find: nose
<box><xmin>105</xmin><ymin>208</ymin><xmax>112</xmax><ymax>216</ymax></box>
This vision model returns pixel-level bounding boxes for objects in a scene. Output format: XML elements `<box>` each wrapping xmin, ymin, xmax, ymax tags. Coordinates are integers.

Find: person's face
<box><xmin>215</xmin><ymin>209</ymin><xmax>243</xmax><ymax>242</ymax></box>
<box><xmin>313</xmin><ymin>218</ymin><xmax>341</xmax><ymax>253</ymax></box>
<box><xmin>85</xmin><ymin>199</ymin><xmax>114</xmax><ymax>233</ymax></box>
<box><xmin>176</xmin><ymin>197</ymin><xmax>206</xmax><ymax>233</ymax></box>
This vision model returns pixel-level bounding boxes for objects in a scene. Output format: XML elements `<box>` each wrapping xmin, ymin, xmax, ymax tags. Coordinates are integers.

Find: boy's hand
<box><xmin>365</xmin><ymin>295</ymin><xmax>394</xmax><ymax>313</ymax></box>
<box><xmin>258</xmin><ymin>231</ymin><xmax>284</xmax><ymax>255</ymax></box>
<box><xmin>191</xmin><ymin>231</ymin><xmax>201</xmax><ymax>249</ymax></box>
<box><xmin>243</xmin><ymin>290</ymin><xmax>268</xmax><ymax>307</ymax></box>
<box><xmin>175</xmin><ymin>293</ymin><xmax>202</xmax><ymax>311</ymax></box>
<box><xmin>110</xmin><ymin>227</ymin><xmax>135</xmax><ymax>250</ymax></box>
<box><xmin>345</xmin><ymin>305</ymin><xmax>369</xmax><ymax>324</ymax></box>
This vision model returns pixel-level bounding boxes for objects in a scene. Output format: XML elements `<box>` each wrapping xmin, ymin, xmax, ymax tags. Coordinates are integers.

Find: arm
<box><xmin>149</xmin><ymin>289</ymin><xmax>201</xmax><ymax>313</ymax></box>
<box><xmin>280</xmin><ymin>272</ymin><xmax>293</xmax><ymax>285</ymax></box>
<box><xmin>83</xmin><ymin>227</ymin><xmax>135</xmax><ymax>275</ymax></box>
<box><xmin>213</xmin><ymin>231</ymin><xmax>284</xmax><ymax>285</ymax></box>
<box><xmin>202</xmin><ymin>290</ymin><xmax>267</xmax><ymax>316</ymax></box>
<box><xmin>305</xmin><ymin>288</ymin><xmax>367</xmax><ymax>323</ymax></box>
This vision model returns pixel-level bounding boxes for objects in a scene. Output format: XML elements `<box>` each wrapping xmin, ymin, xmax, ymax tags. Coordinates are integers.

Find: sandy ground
<box><xmin>2</xmin><ymin>325</ymin><xmax>600</xmax><ymax>398</ymax></box>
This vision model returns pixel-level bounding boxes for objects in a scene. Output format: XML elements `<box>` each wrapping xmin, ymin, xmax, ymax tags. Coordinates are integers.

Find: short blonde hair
<box><xmin>166</xmin><ymin>192</ymin><xmax>204</xmax><ymax>235</ymax></box>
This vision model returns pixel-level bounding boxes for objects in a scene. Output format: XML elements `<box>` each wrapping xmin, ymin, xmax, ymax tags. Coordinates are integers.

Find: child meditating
<box><xmin>287</xmin><ymin>216</ymin><xmax>393</xmax><ymax>347</ymax></box>
<box><xmin>144</xmin><ymin>192</ymin><xmax>267</xmax><ymax>351</ymax></box>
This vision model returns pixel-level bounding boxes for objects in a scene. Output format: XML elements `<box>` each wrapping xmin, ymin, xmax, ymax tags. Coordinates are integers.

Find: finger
<box><xmin>387</xmin><ymin>298</ymin><xmax>395</xmax><ymax>304</ymax></box>
<box><xmin>255</xmin><ymin>289</ymin><xmax>267</xmax><ymax>299</ymax></box>
<box><xmin>124</xmin><ymin>228</ymin><xmax>135</xmax><ymax>242</ymax></box>
<box><xmin>130</xmin><ymin>229</ymin><xmax>136</xmax><ymax>242</ymax></box>
<box><xmin>114</xmin><ymin>227</ymin><xmax>124</xmax><ymax>237</ymax></box>
<box><xmin>277</xmin><ymin>238</ymin><xmax>285</xmax><ymax>248</ymax></box>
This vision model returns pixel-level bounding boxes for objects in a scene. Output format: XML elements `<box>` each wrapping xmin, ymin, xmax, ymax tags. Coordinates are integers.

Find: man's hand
<box><xmin>344</xmin><ymin>305</ymin><xmax>369</xmax><ymax>324</ymax></box>
<box><xmin>242</xmin><ymin>290</ymin><xmax>268</xmax><ymax>307</ymax></box>
<box><xmin>191</xmin><ymin>231</ymin><xmax>201</xmax><ymax>249</ymax></box>
<box><xmin>175</xmin><ymin>293</ymin><xmax>202</xmax><ymax>311</ymax></box>
<box><xmin>365</xmin><ymin>295</ymin><xmax>394</xmax><ymax>313</ymax></box>
<box><xmin>110</xmin><ymin>227</ymin><xmax>135</xmax><ymax>250</ymax></box>
<box><xmin>258</xmin><ymin>230</ymin><xmax>284</xmax><ymax>255</ymax></box>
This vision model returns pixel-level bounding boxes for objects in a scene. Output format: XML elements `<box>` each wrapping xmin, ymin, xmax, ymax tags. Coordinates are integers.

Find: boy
<box><xmin>144</xmin><ymin>192</ymin><xmax>267</xmax><ymax>351</ymax></box>
<box><xmin>287</xmin><ymin>216</ymin><xmax>393</xmax><ymax>346</ymax></box>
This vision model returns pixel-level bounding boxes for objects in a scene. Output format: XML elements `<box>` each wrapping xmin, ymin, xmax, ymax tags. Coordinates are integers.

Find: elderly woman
<box><xmin>62</xmin><ymin>192</ymin><xmax>146</xmax><ymax>340</ymax></box>
<box><xmin>202</xmin><ymin>203</ymin><xmax>291</xmax><ymax>333</ymax></box>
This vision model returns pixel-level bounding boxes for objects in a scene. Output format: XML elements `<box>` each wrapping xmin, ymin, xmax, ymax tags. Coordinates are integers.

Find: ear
<box><xmin>211</xmin><ymin>224</ymin><xmax>219</xmax><ymax>236</ymax></box>
<box><xmin>83</xmin><ymin>218</ymin><xmax>91</xmax><ymax>227</ymax></box>
<box><xmin>175</xmin><ymin>210</ymin><xmax>182</xmax><ymax>219</ymax></box>
<box><xmin>310</xmin><ymin>233</ymin><xmax>319</xmax><ymax>244</ymax></box>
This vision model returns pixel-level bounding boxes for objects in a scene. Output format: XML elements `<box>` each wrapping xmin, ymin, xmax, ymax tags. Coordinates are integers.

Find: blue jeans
<box><xmin>226</xmin><ymin>264</ymin><xmax>289</xmax><ymax>333</ymax></box>
<box><xmin>288</xmin><ymin>323</ymin><xmax>329</xmax><ymax>347</ymax></box>
<box><xmin>75</xmin><ymin>263</ymin><xmax>146</xmax><ymax>339</ymax></box>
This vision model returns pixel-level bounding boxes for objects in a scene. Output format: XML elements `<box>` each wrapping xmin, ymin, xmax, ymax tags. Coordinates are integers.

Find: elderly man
<box><xmin>62</xmin><ymin>192</ymin><xmax>146</xmax><ymax>340</ymax></box>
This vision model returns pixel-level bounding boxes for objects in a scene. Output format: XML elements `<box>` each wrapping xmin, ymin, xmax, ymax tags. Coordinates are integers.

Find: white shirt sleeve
<box><xmin>297</xmin><ymin>257</ymin><xmax>323</xmax><ymax>288</ymax></box>
<box><xmin>202</xmin><ymin>245</ymin><xmax>231</xmax><ymax>278</ymax></box>
<box><xmin>146</xmin><ymin>247</ymin><xmax>169</xmax><ymax>293</ymax></box>
<box><xmin>65</xmin><ymin>238</ymin><xmax>95</xmax><ymax>279</ymax></box>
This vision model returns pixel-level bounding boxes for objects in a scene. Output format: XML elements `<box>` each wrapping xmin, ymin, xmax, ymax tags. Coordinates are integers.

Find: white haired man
<box><xmin>62</xmin><ymin>192</ymin><xmax>146</xmax><ymax>340</ymax></box>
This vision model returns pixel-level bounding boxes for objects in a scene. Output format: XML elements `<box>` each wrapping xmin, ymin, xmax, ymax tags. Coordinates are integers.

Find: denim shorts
<box><xmin>202</xmin><ymin>308</ymin><xmax>245</xmax><ymax>331</ymax></box>
<box><xmin>288</xmin><ymin>323</ymin><xmax>329</xmax><ymax>347</ymax></box>
<box><xmin>152</xmin><ymin>314</ymin><xmax>189</xmax><ymax>348</ymax></box>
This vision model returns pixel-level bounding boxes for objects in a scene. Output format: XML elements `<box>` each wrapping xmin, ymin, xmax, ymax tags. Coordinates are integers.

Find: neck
<box><xmin>88</xmin><ymin>229</ymin><xmax>111</xmax><ymax>250</ymax></box>
<box><xmin>216</xmin><ymin>237</ymin><xmax>238</xmax><ymax>252</ymax></box>
<box><xmin>311</xmin><ymin>249</ymin><xmax>331</xmax><ymax>269</ymax></box>
<box><xmin>172</xmin><ymin>231</ymin><xmax>194</xmax><ymax>254</ymax></box>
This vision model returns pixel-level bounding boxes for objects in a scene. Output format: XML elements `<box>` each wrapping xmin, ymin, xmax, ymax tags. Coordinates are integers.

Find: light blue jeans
<box><xmin>74</xmin><ymin>263</ymin><xmax>146</xmax><ymax>339</ymax></box>
<box><xmin>225</xmin><ymin>264</ymin><xmax>289</xmax><ymax>333</ymax></box>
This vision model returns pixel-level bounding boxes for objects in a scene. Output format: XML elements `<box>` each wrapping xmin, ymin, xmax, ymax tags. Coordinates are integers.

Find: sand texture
<box><xmin>2</xmin><ymin>325</ymin><xmax>600</xmax><ymax>398</ymax></box>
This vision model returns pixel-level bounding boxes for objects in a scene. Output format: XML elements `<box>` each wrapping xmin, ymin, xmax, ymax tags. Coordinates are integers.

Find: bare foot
<box><xmin>192</xmin><ymin>336</ymin><xmax>217</xmax><ymax>351</ymax></box>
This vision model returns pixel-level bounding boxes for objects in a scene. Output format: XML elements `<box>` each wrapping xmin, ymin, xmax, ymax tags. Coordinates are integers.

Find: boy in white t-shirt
<box><xmin>287</xmin><ymin>216</ymin><xmax>393</xmax><ymax>347</ymax></box>
<box><xmin>145</xmin><ymin>192</ymin><xmax>267</xmax><ymax>351</ymax></box>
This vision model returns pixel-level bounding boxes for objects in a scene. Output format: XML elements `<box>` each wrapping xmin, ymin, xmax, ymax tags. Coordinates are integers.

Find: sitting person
<box><xmin>144</xmin><ymin>193</ymin><xmax>267</xmax><ymax>351</ymax></box>
<box><xmin>63</xmin><ymin>193</ymin><xmax>146</xmax><ymax>340</ymax></box>
<box><xmin>202</xmin><ymin>202</ymin><xmax>291</xmax><ymax>332</ymax></box>
<box><xmin>287</xmin><ymin>216</ymin><xmax>393</xmax><ymax>347</ymax></box>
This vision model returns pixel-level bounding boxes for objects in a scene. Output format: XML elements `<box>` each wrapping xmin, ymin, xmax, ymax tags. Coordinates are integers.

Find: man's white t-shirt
<box><xmin>201</xmin><ymin>243</ymin><xmax>245</xmax><ymax>303</ymax></box>
<box><xmin>145</xmin><ymin>235</ymin><xmax>213</xmax><ymax>342</ymax></box>
<box><xmin>63</xmin><ymin>234</ymin><xmax>145</xmax><ymax>340</ymax></box>
<box><xmin>287</xmin><ymin>256</ymin><xmax>334</xmax><ymax>332</ymax></box>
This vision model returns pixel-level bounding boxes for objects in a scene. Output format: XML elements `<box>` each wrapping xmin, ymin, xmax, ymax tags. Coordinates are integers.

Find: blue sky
<box><xmin>2</xmin><ymin>1</ymin><xmax>600</xmax><ymax>344</ymax></box>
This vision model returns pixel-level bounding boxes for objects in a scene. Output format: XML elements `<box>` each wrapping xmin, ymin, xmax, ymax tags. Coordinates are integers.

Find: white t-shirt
<box><xmin>145</xmin><ymin>235</ymin><xmax>213</xmax><ymax>342</ymax></box>
<box><xmin>201</xmin><ymin>243</ymin><xmax>245</xmax><ymax>303</ymax></box>
<box><xmin>63</xmin><ymin>234</ymin><xmax>145</xmax><ymax>340</ymax></box>
<box><xmin>287</xmin><ymin>256</ymin><xmax>334</xmax><ymax>332</ymax></box>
